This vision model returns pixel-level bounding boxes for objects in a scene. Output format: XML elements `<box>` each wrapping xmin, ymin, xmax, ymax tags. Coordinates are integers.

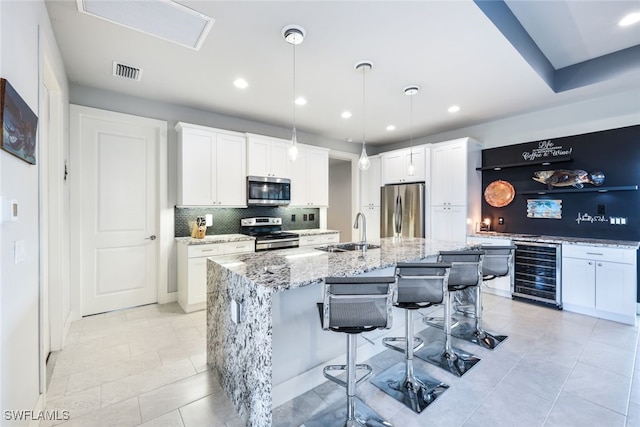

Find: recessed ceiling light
<box><xmin>341</xmin><ymin>111</ymin><xmax>352</xmax><ymax>119</ymax></box>
<box><xmin>295</xmin><ymin>97</ymin><xmax>307</xmax><ymax>106</ymax></box>
<box><xmin>619</xmin><ymin>12</ymin><xmax>640</xmax><ymax>26</ymax></box>
<box><xmin>448</xmin><ymin>105</ymin><xmax>461</xmax><ymax>113</ymax></box>
<box><xmin>233</xmin><ymin>78</ymin><xmax>248</xmax><ymax>89</ymax></box>
<box><xmin>386</xmin><ymin>125</ymin><xmax>396</xmax><ymax>131</ymax></box>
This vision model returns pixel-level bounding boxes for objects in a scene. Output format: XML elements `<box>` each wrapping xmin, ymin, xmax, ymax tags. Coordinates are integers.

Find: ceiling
<box><xmin>45</xmin><ymin>1</ymin><xmax>640</xmax><ymax>147</ymax></box>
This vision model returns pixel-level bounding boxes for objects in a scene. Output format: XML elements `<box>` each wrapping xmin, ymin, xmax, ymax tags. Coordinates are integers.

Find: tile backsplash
<box><xmin>175</xmin><ymin>206</ymin><xmax>320</xmax><ymax>237</ymax></box>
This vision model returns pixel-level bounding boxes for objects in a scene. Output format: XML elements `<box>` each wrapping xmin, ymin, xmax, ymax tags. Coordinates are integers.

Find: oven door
<box><xmin>247</xmin><ymin>176</ymin><xmax>291</xmax><ymax>206</ymax></box>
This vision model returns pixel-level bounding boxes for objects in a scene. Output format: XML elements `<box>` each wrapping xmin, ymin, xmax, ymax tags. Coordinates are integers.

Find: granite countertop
<box><xmin>208</xmin><ymin>237</ymin><xmax>469</xmax><ymax>292</ymax></box>
<box><xmin>469</xmin><ymin>232</ymin><xmax>640</xmax><ymax>249</ymax></box>
<box><xmin>175</xmin><ymin>234</ymin><xmax>255</xmax><ymax>245</ymax></box>
<box><xmin>289</xmin><ymin>229</ymin><xmax>340</xmax><ymax>236</ymax></box>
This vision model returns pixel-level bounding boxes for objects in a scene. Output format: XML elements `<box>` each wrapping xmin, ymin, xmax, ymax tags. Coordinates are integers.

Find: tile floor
<box><xmin>45</xmin><ymin>294</ymin><xmax>639</xmax><ymax>427</ymax></box>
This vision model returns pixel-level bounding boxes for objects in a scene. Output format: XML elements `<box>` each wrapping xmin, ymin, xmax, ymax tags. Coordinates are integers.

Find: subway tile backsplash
<box><xmin>175</xmin><ymin>206</ymin><xmax>320</xmax><ymax>237</ymax></box>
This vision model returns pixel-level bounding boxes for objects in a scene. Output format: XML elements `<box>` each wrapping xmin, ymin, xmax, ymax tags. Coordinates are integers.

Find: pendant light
<box><xmin>283</xmin><ymin>25</ymin><xmax>305</xmax><ymax>161</ymax></box>
<box><xmin>404</xmin><ymin>85</ymin><xmax>419</xmax><ymax>176</ymax></box>
<box><xmin>355</xmin><ymin>61</ymin><xmax>373</xmax><ymax>170</ymax></box>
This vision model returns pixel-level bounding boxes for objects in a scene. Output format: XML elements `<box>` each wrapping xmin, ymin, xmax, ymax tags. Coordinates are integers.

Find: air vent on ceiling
<box><xmin>112</xmin><ymin>61</ymin><xmax>143</xmax><ymax>81</ymax></box>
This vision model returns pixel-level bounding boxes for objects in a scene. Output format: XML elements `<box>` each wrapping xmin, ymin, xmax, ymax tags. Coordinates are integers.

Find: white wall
<box><xmin>375</xmin><ymin>88</ymin><xmax>640</xmax><ymax>152</ymax></box>
<box><xmin>1</xmin><ymin>0</ymin><xmax>69</xmax><ymax>422</ymax></box>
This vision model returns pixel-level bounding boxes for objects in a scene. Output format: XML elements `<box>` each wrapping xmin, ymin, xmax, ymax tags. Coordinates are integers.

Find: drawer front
<box><xmin>223</xmin><ymin>240</ymin><xmax>255</xmax><ymax>254</ymax></box>
<box><xmin>188</xmin><ymin>244</ymin><xmax>224</xmax><ymax>258</ymax></box>
<box><xmin>323</xmin><ymin>233</ymin><xmax>340</xmax><ymax>244</ymax></box>
<box><xmin>562</xmin><ymin>244</ymin><xmax>636</xmax><ymax>264</ymax></box>
<box><xmin>299</xmin><ymin>235</ymin><xmax>322</xmax><ymax>246</ymax></box>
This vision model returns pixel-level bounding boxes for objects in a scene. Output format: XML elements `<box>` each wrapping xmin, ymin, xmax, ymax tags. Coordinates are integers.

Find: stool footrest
<box><xmin>423</xmin><ymin>316</ymin><xmax>460</xmax><ymax>330</ymax></box>
<box><xmin>323</xmin><ymin>364</ymin><xmax>373</xmax><ymax>388</ymax></box>
<box><xmin>382</xmin><ymin>336</ymin><xmax>424</xmax><ymax>353</ymax></box>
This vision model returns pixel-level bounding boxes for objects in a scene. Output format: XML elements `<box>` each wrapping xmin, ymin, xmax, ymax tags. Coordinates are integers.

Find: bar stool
<box><xmin>370</xmin><ymin>263</ymin><xmax>450</xmax><ymax>413</ymax></box>
<box><xmin>304</xmin><ymin>276</ymin><xmax>395</xmax><ymax>427</ymax></box>
<box><xmin>415</xmin><ymin>251</ymin><xmax>483</xmax><ymax>377</ymax></box>
<box><xmin>446</xmin><ymin>246</ymin><xmax>514</xmax><ymax>350</ymax></box>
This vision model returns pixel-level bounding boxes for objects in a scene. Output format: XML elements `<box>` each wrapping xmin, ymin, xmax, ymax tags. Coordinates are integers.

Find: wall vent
<box><xmin>112</xmin><ymin>61</ymin><xmax>143</xmax><ymax>81</ymax></box>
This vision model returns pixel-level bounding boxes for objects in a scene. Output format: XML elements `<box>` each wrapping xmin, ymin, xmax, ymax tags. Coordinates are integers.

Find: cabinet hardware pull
<box><xmin>586</xmin><ymin>252</ymin><xmax>603</xmax><ymax>256</ymax></box>
<box><xmin>201</xmin><ymin>249</ymin><xmax>214</xmax><ymax>252</ymax></box>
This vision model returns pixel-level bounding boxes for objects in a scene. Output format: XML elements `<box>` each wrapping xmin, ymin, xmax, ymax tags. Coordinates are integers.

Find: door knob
<box><xmin>146</xmin><ymin>235</ymin><xmax>157</xmax><ymax>240</ymax></box>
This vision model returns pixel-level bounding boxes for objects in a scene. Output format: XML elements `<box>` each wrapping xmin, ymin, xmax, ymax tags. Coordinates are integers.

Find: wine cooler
<box><xmin>512</xmin><ymin>241</ymin><xmax>562</xmax><ymax>309</ymax></box>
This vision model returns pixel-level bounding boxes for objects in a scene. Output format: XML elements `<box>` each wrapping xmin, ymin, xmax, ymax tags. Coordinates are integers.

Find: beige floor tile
<box><xmin>43</xmin><ymin>386</ymin><xmax>102</xmax><ymax>426</ymax></box>
<box><xmin>579</xmin><ymin>339</ymin><xmax>636</xmax><ymax>377</ymax></box>
<box><xmin>563</xmin><ymin>361</ymin><xmax>632</xmax><ymax>415</ymax></box>
<box><xmin>53</xmin><ymin>344</ymin><xmax>131</xmax><ymax>378</ymax></box>
<box><xmin>138</xmin><ymin>410</ymin><xmax>184</xmax><ymax>427</ymax></box>
<box><xmin>101</xmin><ymin>359</ymin><xmax>196</xmax><ymax>407</ymax></box>
<box><xmin>138</xmin><ymin>371</ymin><xmax>221</xmax><ymax>422</ymax></box>
<box><xmin>179</xmin><ymin>392</ymin><xmax>238</xmax><ymax>427</ymax></box>
<box><xmin>543</xmin><ymin>392</ymin><xmax>625</xmax><ymax>427</ymax></box>
<box><xmin>57</xmin><ymin>396</ymin><xmax>141</xmax><ymax>427</ymax></box>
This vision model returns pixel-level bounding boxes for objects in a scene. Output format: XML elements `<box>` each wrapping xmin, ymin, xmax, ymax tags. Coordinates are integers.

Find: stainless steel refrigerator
<box><xmin>380</xmin><ymin>182</ymin><xmax>425</xmax><ymax>238</ymax></box>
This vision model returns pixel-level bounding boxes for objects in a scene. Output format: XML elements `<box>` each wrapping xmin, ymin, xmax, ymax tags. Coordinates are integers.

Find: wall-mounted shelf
<box><xmin>477</xmin><ymin>156</ymin><xmax>572</xmax><ymax>171</ymax></box>
<box><xmin>520</xmin><ymin>185</ymin><xmax>638</xmax><ymax>195</ymax></box>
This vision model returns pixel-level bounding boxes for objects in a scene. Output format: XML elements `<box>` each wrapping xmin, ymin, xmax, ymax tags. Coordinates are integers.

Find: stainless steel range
<box><xmin>240</xmin><ymin>217</ymin><xmax>299</xmax><ymax>251</ymax></box>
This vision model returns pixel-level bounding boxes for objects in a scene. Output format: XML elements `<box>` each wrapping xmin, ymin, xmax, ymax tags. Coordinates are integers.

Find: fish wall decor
<box><xmin>532</xmin><ymin>169</ymin><xmax>605</xmax><ymax>190</ymax></box>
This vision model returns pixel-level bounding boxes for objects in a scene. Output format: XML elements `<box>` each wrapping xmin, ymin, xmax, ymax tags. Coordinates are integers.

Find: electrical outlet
<box><xmin>598</xmin><ymin>204</ymin><xmax>606</xmax><ymax>215</ymax></box>
<box><xmin>291</xmin><ymin>214</ymin><xmax>296</xmax><ymax>222</ymax></box>
<box><xmin>309</xmin><ymin>213</ymin><xmax>315</xmax><ymax>221</ymax></box>
<box><xmin>303</xmin><ymin>214</ymin><xmax>308</xmax><ymax>221</ymax></box>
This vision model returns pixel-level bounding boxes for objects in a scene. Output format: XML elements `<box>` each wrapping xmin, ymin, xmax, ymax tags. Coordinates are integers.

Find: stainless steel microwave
<box><xmin>246</xmin><ymin>176</ymin><xmax>291</xmax><ymax>206</ymax></box>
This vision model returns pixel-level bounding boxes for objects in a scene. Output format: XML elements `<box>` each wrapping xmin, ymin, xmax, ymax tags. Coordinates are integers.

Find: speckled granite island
<box><xmin>206</xmin><ymin>237</ymin><xmax>469</xmax><ymax>426</ymax></box>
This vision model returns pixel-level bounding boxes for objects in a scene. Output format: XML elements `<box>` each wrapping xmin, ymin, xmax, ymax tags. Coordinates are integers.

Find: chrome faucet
<box><xmin>353</xmin><ymin>212</ymin><xmax>367</xmax><ymax>253</ymax></box>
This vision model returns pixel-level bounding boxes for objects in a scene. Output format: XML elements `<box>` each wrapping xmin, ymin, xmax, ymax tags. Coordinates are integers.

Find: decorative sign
<box><xmin>522</xmin><ymin>140</ymin><xmax>572</xmax><ymax>162</ymax></box>
<box><xmin>575</xmin><ymin>212</ymin><xmax>608</xmax><ymax>225</ymax></box>
<box><xmin>527</xmin><ymin>199</ymin><xmax>562</xmax><ymax>219</ymax></box>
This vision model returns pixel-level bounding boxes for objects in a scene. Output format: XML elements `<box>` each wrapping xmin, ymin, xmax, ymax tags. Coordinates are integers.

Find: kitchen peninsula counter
<box><xmin>469</xmin><ymin>232</ymin><xmax>640</xmax><ymax>249</ymax></box>
<box><xmin>206</xmin><ymin>237</ymin><xmax>469</xmax><ymax>426</ymax></box>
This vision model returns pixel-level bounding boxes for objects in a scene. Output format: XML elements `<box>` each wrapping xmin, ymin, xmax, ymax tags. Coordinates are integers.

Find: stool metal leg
<box><xmin>371</xmin><ymin>310</ymin><xmax>448</xmax><ymax>413</ymax></box>
<box><xmin>305</xmin><ymin>334</ymin><xmax>392</xmax><ymax>427</ymax></box>
<box><xmin>415</xmin><ymin>288</ymin><xmax>480</xmax><ymax>377</ymax></box>
<box><xmin>449</xmin><ymin>284</ymin><xmax>508</xmax><ymax>350</ymax></box>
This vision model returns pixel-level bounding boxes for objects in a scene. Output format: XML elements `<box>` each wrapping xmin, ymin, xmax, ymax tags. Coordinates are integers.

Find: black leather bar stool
<box><xmin>370</xmin><ymin>263</ymin><xmax>450</xmax><ymax>413</ymax></box>
<box><xmin>304</xmin><ymin>276</ymin><xmax>395</xmax><ymax>427</ymax></box>
<box><xmin>415</xmin><ymin>251</ymin><xmax>483</xmax><ymax>377</ymax></box>
<box><xmin>445</xmin><ymin>246</ymin><xmax>514</xmax><ymax>350</ymax></box>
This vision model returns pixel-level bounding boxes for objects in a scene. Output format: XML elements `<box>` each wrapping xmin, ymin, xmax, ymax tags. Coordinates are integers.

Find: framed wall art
<box><xmin>1</xmin><ymin>78</ymin><xmax>38</xmax><ymax>165</ymax></box>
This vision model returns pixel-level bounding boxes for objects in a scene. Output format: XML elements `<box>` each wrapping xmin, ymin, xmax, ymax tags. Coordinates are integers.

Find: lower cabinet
<box><xmin>562</xmin><ymin>244</ymin><xmax>637</xmax><ymax>325</ymax></box>
<box><xmin>431</xmin><ymin>205</ymin><xmax>467</xmax><ymax>242</ymax></box>
<box><xmin>177</xmin><ymin>240</ymin><xmax>254</xmax><ymax>313</ymax></box>
<box><xmin>360</xmin><ymin>205</ymin><xmax>380</xmax><ymax>242</ymax></box>
<box><xmin>298</xmin><ymin>232</ymin><xmax>340</xmax><ymax>247</ymax></box>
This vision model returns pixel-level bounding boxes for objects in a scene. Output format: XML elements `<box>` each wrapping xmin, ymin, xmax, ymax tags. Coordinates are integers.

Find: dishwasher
<box><xmin>512</xmin><ymin>241</ymin><xmax>562</xmax><ymax>309</ymax></box>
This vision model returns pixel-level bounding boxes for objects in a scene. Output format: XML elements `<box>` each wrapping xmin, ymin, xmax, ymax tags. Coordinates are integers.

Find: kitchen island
<box><xmin>206</xmin><ymin>237</ymin><xmax>470</xmax><ymax>426</ymax></box>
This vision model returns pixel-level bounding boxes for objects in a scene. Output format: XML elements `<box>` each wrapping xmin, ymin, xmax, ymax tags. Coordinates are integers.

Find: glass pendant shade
<box><xmin>358</xmin><ymin>143</ymin><xmax>370</xmax><ymax>170</ymax></box>
<box><xmin>289</xmin><ymin>127</ymin><xmax>298</xmax><ymax>161</ymax></box>
<box><xmin>404</xmin><ymin>85</ymin><xmax>419</xmax><ymax>176</ymax></box>
<box><xmin>408</xmin><ymin>155</ymin><xmax>415</xmax><ymax>176</ymax></box>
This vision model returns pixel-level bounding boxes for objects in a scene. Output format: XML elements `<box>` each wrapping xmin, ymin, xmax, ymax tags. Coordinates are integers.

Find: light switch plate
<box><xmin>14</xmin><ymin>240</ymin><xmax>25</xmax><ymax>264</ymax></box>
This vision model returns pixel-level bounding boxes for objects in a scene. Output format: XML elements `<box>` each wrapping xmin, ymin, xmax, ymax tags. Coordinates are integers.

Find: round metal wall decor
<box><xmin>484</xmin><ymin>180</ymin><xmax>516</xmax><ymax>208</ymax></box>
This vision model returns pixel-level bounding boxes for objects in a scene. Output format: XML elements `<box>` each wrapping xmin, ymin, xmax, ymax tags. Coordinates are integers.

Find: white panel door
<box><xmin>79</xmin><ymin>112</ymin><xmax>160</xmax><ymax>315</ymax></box>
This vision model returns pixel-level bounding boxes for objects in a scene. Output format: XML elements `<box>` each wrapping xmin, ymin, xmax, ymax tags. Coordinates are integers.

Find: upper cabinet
<box><xmin>290</xmin><ymin>144</ymin><xmax>329</xmax><ymax>207</ymax></box>
<box><xmin>429</xmin><ymin>137</ymin><xmax>482</xmax><ymax>240</ymax></box>
<box><xmin>246</xmin><ymin>134</ymin><xmax>292</xmax><ymax>178</ymax></box>
<box><xmin>360</xmin><ymin>156</ymin><xmax>382</xmax><ymax>207</ymax></box>
<box><xmin>382</xmin><ymin>145</ymin><xmax>426</xmax><ymax>184</ymax></box>
<box><xmin>176</xmin><ymin>122</ymin><xmax>246</xmax><ymax>206</ymax></box>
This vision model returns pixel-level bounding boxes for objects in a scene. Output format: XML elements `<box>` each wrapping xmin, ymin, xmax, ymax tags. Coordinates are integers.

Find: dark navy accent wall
<box><xmin>480</xmin><ymin>125</ymin><xmax>640</xmax><ymax>241</ymax></box>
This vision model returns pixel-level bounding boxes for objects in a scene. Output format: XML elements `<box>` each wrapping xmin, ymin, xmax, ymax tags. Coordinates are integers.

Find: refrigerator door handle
<box><xmin>395</xmin><ymin>195</ymin><xmax>402</xmax><ymax>234</ymax></box>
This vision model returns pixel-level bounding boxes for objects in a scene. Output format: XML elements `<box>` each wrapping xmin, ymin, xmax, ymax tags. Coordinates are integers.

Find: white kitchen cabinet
<box><xmin>298</xmin><ymin>232</ymin><xmax>340</xmax><ymax>247</ymax></box>
<box><xmin>360</xmin><ymin>156</ymin><xmax>381</xmax><ymax>208</ymax></box>
<box><xmin>382</xmin><ymin>145</ymin><xmax>426</xmax><ymax>184</ymax></box>
<box><xmin>246</xmin><ymin>134</ymin><xmax>292</xmax><ymax>178</ymax></box>
<box><xmin>176</xmin><ymin>122</ymin><xmax>246</xmax><ymax>206</ymax></box>
<box><xmin>429</xmin><ymin>137</ymin><xmax>481</xmax><ymax>240</ymax></box>
<box><xmin>177</xmin><ymin>240</ymin><xmax>255</xmax><ymax>313</ymax></box>
<box><xmin>290</xmin><ymin>144</ymin><xmax>329</xmax><ymax>207</ymax></box>
<box><xmin>359</xmin><ymin>205</ymin><xmax>381</xmax><ymax>242</ymax></box>
<box><xmin>562</xmin><ymin>244</ymin><xmax>637</xmax><ymax>325</ymax></box>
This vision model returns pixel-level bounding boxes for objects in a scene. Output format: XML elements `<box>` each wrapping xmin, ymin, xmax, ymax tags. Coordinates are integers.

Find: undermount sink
<box><xmin>315</xmin><ymin>242</ymin><xmax>381</xmax><ymax>252</ymax></box>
